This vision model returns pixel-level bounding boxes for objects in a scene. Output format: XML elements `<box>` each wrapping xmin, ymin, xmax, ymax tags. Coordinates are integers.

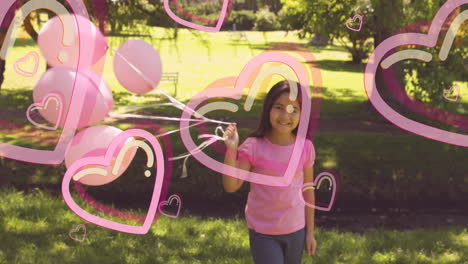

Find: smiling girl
<box><xmin>222</xmin><ymin>80</ymin><xmax>316</xmax><ymax>264</ymax></box>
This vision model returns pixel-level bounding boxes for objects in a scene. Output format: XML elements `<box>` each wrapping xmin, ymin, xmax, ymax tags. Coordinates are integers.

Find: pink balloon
<box><xmin>33</xmin><ymin>67</ymin><xmax>114</xmax><ymax>129</ymax></box>
<box><xmin>65</xmin><ymin>125</ymin><xmax>137</xmax><ymax>186</ymax></box>
<box><xmin>113</xmin><ymin>39</ymin><xmax>162</xmax><ymax>94</ymax></box>
<box><xmin>38</xmin><ymin>14</ymin><xmax>108</xmax><ymax>69</ymax></box>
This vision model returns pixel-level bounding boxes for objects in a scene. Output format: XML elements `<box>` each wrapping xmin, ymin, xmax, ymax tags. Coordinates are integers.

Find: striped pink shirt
<box><xmin>238</xmin><ymin>137</ymin><xmax>315</xmax><ymax>235</ymax></box>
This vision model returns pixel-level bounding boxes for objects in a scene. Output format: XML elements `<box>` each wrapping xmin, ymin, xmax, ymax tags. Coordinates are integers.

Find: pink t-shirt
<box><xmin>237</xmin><ymin>137</ymin><xmax>315</xmax><ymax>235</ymax></box>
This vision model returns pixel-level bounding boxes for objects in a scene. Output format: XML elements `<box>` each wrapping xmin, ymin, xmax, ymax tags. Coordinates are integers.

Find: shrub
<box><xmin>254</xmin><ymin>7</ymin><xmax>280</xmax><ymax>31</ymax></box>
<box><xmin>223</xmin><ymin>10</ymin><xmax>255</xmax><ymax>31</ymax></box>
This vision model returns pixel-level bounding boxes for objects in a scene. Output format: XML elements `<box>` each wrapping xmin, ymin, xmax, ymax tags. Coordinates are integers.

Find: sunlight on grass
<box><xmin>0</xmin><ymin>188</ymin><xmax>466</xmax><ymax>263</ymax></box>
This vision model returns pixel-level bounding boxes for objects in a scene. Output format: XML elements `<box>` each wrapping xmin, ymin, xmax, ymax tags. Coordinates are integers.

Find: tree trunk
<box><xmin>0</xmin><ymin>59</ymin><xmax>5</xmax><ymax>94</ymax></box>
<box><xmin>23</xmin><ymin>13</ymin><xmax>38</xmax><ymax>42</ymax></box>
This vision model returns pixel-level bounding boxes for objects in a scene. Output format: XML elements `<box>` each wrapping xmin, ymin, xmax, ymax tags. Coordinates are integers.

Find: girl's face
<box><xmin>269</xmin><ymin>93</ymin><xmax>301</xmax><ymax>136</ymax></box>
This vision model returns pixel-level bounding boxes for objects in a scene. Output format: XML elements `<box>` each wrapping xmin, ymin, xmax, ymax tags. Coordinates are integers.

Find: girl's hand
<box><xmin>306</xmin><ymin>232</ymin><xmax>316</xmax><ymax>256</ymax></box>
<box><xmin>223</xmin><ymin>123</ymin><xmax>239</xmax><ymax>149</ymax></box>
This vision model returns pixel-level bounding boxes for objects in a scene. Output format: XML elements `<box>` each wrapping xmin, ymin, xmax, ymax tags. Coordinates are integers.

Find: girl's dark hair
<box><xmin>249</xmin><ymin>80</ymin><xmax>304</xmax><ymax>138</ymax></box>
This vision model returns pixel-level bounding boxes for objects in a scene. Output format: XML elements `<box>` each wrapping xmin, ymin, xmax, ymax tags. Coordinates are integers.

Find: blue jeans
<box><xmin>249</xmin><ymin>228</ymin><xmax>305</xmax><ymax>264</ymax></box>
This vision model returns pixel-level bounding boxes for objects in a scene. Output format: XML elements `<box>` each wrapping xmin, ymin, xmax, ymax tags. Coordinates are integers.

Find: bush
<box><xmin>223</xmin><ymin>10</ymin><xmax>255</xmax><ymax>31</ymax></box>
<box><xmin>254</xmin><ymin>7</ymin><xmax>280</xmax><ymax>31</ymax></box>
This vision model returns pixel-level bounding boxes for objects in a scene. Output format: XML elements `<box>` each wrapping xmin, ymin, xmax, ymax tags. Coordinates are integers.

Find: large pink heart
<box><xmin>71</xmin><ymin>122</ymin><xmax>174</xmax><ymax>225</ymax></box>
<box><xmin>163</xmin><ymin>0</ymin><xmax>232</xmax><ymax>32</ymax></box>
<box><xmin>381</xmin><ymin>7</ymin><xmax>468</xmax><ymax>129</ymax></box>
<box><xmin>61</xmin><ymin>129</ymin><xmax>165</xmax><ymax>234</ymax></box>
<box><xmin>180</xmin><ymin>51</ymin><xmax>315</xmax><ymax>187</ymax></box>
<box><xmin>193</xmin><ymin>42</ymin><xmax>323</xmax><ymax>159</ymax></box>
<box><xmin>364</xmin><ymin>0</ymin><xmax>468</xmax><ymax>147</ymax></box>
<box><xmin>0</xmin><ymin>0</ymin><xmax>104</xmax><ymax>165</ymax></box>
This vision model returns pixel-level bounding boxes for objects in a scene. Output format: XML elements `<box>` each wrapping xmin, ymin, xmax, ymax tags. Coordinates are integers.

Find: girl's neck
<box><xmin>265</xmin><ymin>132</ymin><xmax>296</xmax><ymax>146</ymax></box>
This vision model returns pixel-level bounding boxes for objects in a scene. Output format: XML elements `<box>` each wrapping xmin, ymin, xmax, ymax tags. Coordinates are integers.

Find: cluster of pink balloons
<box><xmin>33</xmin><ymin>14</ymin><xmax>162</xmax><ymax>185</ymax></box>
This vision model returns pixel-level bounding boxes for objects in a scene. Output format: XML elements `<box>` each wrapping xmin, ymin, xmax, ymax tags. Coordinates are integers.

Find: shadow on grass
<box><xmin>12</xmin><ymin>38</ymin><xmax>37</xmax><ymax>48</ymax></box>
<box><xmin>0</xmin><ymin>89</ymin><xmax>33</xmax><ymax>110</ymax></box>
<box><xmin>0</xmin><ymin>188</ymin><xmax>466</xmax><ymax>264</ymax></box>
<box><xmin>312</xmin><ymin>59</ymin><xmax>366</xmax><ymax>73</ymax></box>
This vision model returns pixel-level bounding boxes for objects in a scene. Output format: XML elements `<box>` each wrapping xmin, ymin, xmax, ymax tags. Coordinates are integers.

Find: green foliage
<box><xmin>277</xmin><ymin>0</ymin><xmax>308</xmax><ymax>34</ymax></box>
<box><xmin>105</xmin><ymin>1</ymin><xmax>147</xmax><ymax>34</ymax></box>
<box><xmin>223</xmin><ymin>10</ymin><xmax>256</xmax><ymax>30</ymax></box>
<box><xmin>253</xmin><ymin>7</ymin><xmax>280</xmax><ymax>31</ymax></box>
<box><xmin>279</xmin><ymin>0</ymin><xmax>373</xmax><ymax>63</ymax></box>
<box><xmin>399</xmin><ymin>46</ymin><xmax>467</xmax><ymax>109</ymax></box>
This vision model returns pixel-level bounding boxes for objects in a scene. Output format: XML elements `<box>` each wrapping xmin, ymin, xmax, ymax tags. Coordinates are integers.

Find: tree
<box><xmin>279</xmin><ymin>0</ymin><xmax>373</xmax><ymax>64</ymax></box>
<box><xmin>0</xmin><ymin>1</ymin><xmax>20</xmax><ymax>93</ymax></box>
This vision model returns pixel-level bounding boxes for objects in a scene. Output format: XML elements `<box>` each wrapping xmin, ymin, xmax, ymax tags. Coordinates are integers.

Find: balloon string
<box><xmin>109</xmin><ymin>46</ymin><xmax>232</xmax><ymax>177</ymax></box>
<box><xmin>170</xmin><ymin>126</ymin><xmax>226</xmax><ymax>178</ymax></box>
<box><xmin>170</xmin><ymin>126</ymin><xmax>225</xmax><ymax>161</ymax></box>
<box><xmin>112</xmin><ymin>103</ymin><xmax>175</xmax><ymax>114</ymax></box>
<box><xmin>108</xmin><ymin>112</ymin><xmax>231</xmax><ymax>125</ymax></box>
<box><xmin>111</xmin><ymin>47</ymin><xmax>215</xmax><ymax>124</ymax></box>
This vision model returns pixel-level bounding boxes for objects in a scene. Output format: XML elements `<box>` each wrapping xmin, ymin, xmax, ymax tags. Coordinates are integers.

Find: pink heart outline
<box><xmin>346</xmin><ymin>14</ymin><xmax>363</xmax><ymax>32</ymax></box>
<box><xmin>443</xmin><ymin>85</ymin><xmax>460</xmax><ymax>102</ymax></box>
<box><xmin>26</xmin><ymin>93</ymin><xmax>63</xmax><ymax>131</ymax></box>
<box><xmin>364</xmin><ymin>0</ymin><xmax>468</xmax><ymax>147</ymax></box>
<box><xmin>68</xmin><ymin>223</ymin><xmax>87</xmax><ymax>242</ymax></box>
<box><xmin>0</xmin><ymin>1</ymin><xmax>102</xmax><ymax>165</ymax></box>
<box><xmin>72</xmin><ymin>122</ymin><xmax>174</xmax><ymax>225</ymax></box>
<box><xmin>180</xmin><ymin>51</ymin><xmax>312</xmax><ymax>187</ymax></box>
<box><xmin>158</xmin><ymin>194</ymin><xmax>182</xmax><ymax>218</ymax></box>
<box><xmin>381</xmin><ymin>8</ymin><xmax>468</xmax><ymax>129</ymax></box>
<box><xmin>163</xmin><ymin>0</ymin><xmax>231</xmax><ymax>32</ymax></box>
<box><xmin>13</xmin><ymin>51</ymin><xmax>39</xmax><ymax>77</ymax></box>
<box><xmin>170</xmin><ymin>0</ymin><xmax>231</xmax><ymax>26</ymax></box>
<box><xmin>61</xmin><ymin>129</ymin><xmax>165</xmax><ymax>235</ymax></box>
<box><xmin>192</xmin><ymin>43</ymin><xmax>323</xmax><ymax>162</ymax></box>
<box><xmin>299</xmin><ymin>171</ymin><xmax>338</xmax><ymax>212</ymax></box>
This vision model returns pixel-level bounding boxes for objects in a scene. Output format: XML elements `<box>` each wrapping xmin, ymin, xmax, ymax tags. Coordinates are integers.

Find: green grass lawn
<box><xmin>0</xmin><ymin>188</ymin><xmax>466</xmax><ymax>264</ymax></box>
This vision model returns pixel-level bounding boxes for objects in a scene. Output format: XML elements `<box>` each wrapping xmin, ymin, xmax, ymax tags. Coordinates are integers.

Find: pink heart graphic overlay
<box><xmin>26</xmin><ymin>93</ymin><xmax>63</xmax><ymax>131</ymax></box>
<box><xmin>69</xmin><ymin>224</ymin><xmax>87</xmax><ymax>242</ymax></box>
<box><xmin>193</xmin><ymin>42</ymin><xmax>323</xmax><ymax>162</ymax></box>
<box><xmin>300</xmin><ymin>171</ymin><xmax>338</xmax><ymax>212</ymax></box>
<box><xmin>443</xmin><ymin>85</ymin><xmax>461</xmax><ymax>102</ymax></box>
<box><xmin>180</xmin><ymin>51</ymin><xmax>316</xmax><ymax>187</ymax></box>
<box><xmin>364</xmin><ymin>0</ymin><xmax>468</xmax><ymax>147</ymax></box>
<box><xmin>13</xmin><ymin>51</ymin><xmax>39</xmax><ymax>77</ymax></box>
<box><xmin>72</xmin><ymin>122</ymin><xmax>174</xmax><ymax>225</ymax></box>
<box><xmin>346</xmin><ymin>14</ymin><xmax>363</xmax><ymax>32</ymax></box>
<box><xmin>62</xmin><ymin>129</ymin><xmax>165</xmax><ymax>234</ymax></box>
<box><xmin>381</xmin><ymin>7</ymin><xmax>468</xmax><ymax>129</ymax></box>
<box><xmin>158</xmin><ymin>194</ymin><xmax>182</xmax><ymax>218</ymax></box>
<box><xmin>164</xmin><ymin>0</ymin><xmax>232</xmax><ymax>32</ymax></box>
<box><xmin>170</xmin><ymin>0</ymin><xmax>232</xmax><ymax>26</ymax></box>
<box><xmin>0</xmin><ymin>0</ymin><xmax>105</xmax><ymax>165</ymax></box>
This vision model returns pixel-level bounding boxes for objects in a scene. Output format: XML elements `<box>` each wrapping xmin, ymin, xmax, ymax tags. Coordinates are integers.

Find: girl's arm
<box><xmin>304</xmin><ymin>167</ymin><xmax>316</xmax><ymax>256</ymax></box>
<box><xmin>222</xmin><ymin>123</ymin><xmax>249</xmax><ymax>193</ymax></box>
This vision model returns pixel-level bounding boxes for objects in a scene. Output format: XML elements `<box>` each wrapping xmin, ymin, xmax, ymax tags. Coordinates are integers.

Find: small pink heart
<box><xmin>13</xmin><ymin>51</ymin><xmax>39</xmax><ymax>77</ymax></box>
<box><xmin>61</xmin><ymin>129</ymin><xmax>165</xmax><ymax>235</ymax></box>
<box><xmin>26</xmin><ymin>93</ymin><xmax>63</xmax><ymax>131</ymax></box>
<box><xmin>346</xmin><ymin>14</ymin><xmax>363</xmax><ymax>32</ymax></box>
<box><xmin>164</xmin><ymin>0</ymin><xmax>232</xmax><ymax>32</ymax></box>
<box><xmin>69</xmin><ymin>224</ymin><xmax>87</xmax><ymax>242</ymax></box>
<box><xmin>158</xmin><ymin>194</ymin><xmax>182</xmax><ymax>218</ymax></box>
<box><xmin>443</xmin><ymin>85</ymin><xmax>460</xmax><ymax>102</ymax></box>
<box><xmin>300</xmin><ymin>171</ymin><xmax>338</xmax><ymax>212</ymax></box>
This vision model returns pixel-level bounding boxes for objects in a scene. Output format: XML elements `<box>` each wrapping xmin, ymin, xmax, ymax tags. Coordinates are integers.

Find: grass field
<box><xmin>0</xmin><ymin>189</ymin><xmax>466</xmax><ymax>264</ymax></box>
